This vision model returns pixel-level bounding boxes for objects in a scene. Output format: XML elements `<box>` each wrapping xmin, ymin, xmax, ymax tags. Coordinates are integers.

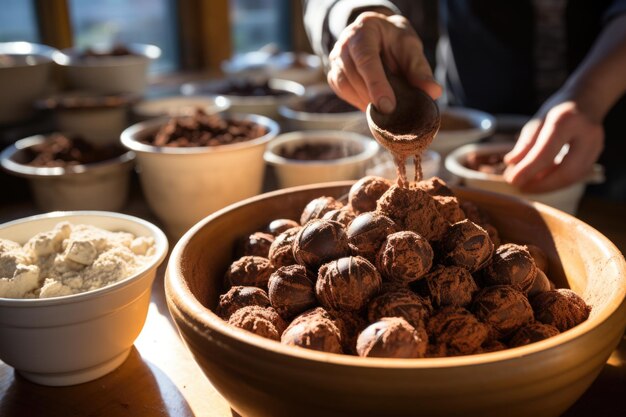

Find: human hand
<box><xmin>327</xmin><ymin>11</ymin><xmax>442</xmax><ymax>114</ymax></box>
<box><xmin>503</xmin><ymin>101</ymin><xmax>604</xmax><ymax>193</ymax></box>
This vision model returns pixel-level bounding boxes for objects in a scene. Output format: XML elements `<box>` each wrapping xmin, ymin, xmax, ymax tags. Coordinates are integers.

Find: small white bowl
<box><xmin>444</xmin><ymin>142</ymin><xmax>603</xmax><ymax>215</ymax></box>
<box><xmin>0</xmin><ymin>134</ymin><xmax>135</xmax><ymax>211</ymax></box>
<box><xmin>0</xmin><ymin>211</ymin><xmax>168</xmax><ymax>386</ymax></box>
<box><xmin>431</xmin><ymin>107</ymin><xmax>496</xmax><ymax>157</ymax></box>
<box><xmin>181</xmin><ymin>78</ymin><xmax>305</xmax><ymax>119</ymax></box>
<box><xmin>264</xmin><ymin>130</ymin><xmax>379</xmax><ymax>188</ymax></box>
<box><xmin>222</xmin><ymin>52</ymin><xmax>323</xmax><ymax>86</ymax></box>
<box><xmin>133</xmin><ymin>95</ymin><xmax>231</xmax><ymax>120</ymax></box>
<box><xmin>53</xmin><ymin>43</ymin><xmax>161</xmax><ymax>95</ymax></box>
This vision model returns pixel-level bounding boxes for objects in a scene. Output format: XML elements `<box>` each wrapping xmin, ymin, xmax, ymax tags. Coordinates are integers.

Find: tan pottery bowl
<box><xmin>165</xmin><ymin>183</ymin><xmax>626</xmax><ymax>417</ymax></box>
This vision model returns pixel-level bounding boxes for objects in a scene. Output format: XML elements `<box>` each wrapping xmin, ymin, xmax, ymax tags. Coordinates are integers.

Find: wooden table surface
<box><xmin>1</xmin><ymin>189</ymin><xmax>625</xmax><ymax>417</ymax></box>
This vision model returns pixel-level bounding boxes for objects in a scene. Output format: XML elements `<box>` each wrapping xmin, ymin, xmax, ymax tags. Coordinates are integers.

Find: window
<box><xmin>230</xmin><ymin>0</ymin><xmax>291</xmax><ymax>55</ymax></box>
<box><xmin>0</xmin><ymin>0</ymin><xmax>39</xmax><ymax>42</ymax></box>
<box><xmin>69</xmin><ymin>0</ymin><xmax>179</xmax><ymax>73</ymax></box>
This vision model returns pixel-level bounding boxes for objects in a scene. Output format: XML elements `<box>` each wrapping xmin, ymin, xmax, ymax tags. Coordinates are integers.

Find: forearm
<box><xmin>558</xmin><ymin>13</ymin><xmax>626</xmax><ymax>122</ymax></box>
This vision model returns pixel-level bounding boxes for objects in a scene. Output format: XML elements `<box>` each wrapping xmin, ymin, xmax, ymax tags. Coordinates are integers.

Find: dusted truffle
<box><xmin>242</xmin><ymin>232</ymin><xmax>274</xmax><ymax>258</ymax></box>
<box><xmin>472</xmin><ymin>286</ymin><xmax>533</xmax><ymax>338</ymax></box>
<box><xmin>525</xmin><ymin>244</ymin><xmax>549</xmax><ymax>273</ymax></box>
<box><xmin>293</xmin><ymin>219</ymin><xmax>351</xmax><ymax>270</ymax></box>
<box><xmin>427</xmin><ymin>307</ymin><xmax>490</xmax><ymax>356</ymax></box>
<box><xmin>438</xmin><ymin>219</ymin><xmax>493</xmax><ymax>272</ymax></box>
<box><xmin>281</xmin><ymin>307</ymin><xmax>343</xmax><ymax>353</ymax></box>
<box><xmin>322</xmin><ymin>207</ymin><xmax>356</xmax><ymax>227</ymax></box>
<box><xmin>377</xmin><ymin>185</ymin><xmax>449</xmax><ymax>241</ymax></box>
<box><xmin>414</xmin><ymin>176</ymin><xmax>455</xmax><ymax>197</ymax></box>
<box><xmin>300</xmin><ymin>196</ymin><xmax>344</xmax><ymax>225</ymax></box>
<box><xmin>376</xmin><ymin>231</ymin><xmax>433</xmax><ymax>283</ymax></box>
<box><xmin>346</xmin><ymin>211</ymin><xmax>399</xmax><ymax>263</ymax></box>
<box><xmin>267</xmin><ymin>218</ymin><xmax>300</xmax><ymax>235</ymax></box>
<box><xmin>528</xmin><ymin>269</ymin><xmax>553</xmax><ymax>297</ymax></box>
<box><xmin>482</xmin><ymin>243</ymin><xmax>537</xmax><ymax>293</ymax></box>
<box><xmin>316</xmin><ymin>256</ymin><xmax>382</xmax><ymax>311</ymax></box>
<box><xmin>228</xmin><ymin>306</ymin><xmax>287</xmax><ymax>341</ymax></box>
<box><xmin>216</xmin><ymin>286</ymin><xmax>271</xmax><ymax>319</ymax></box>
<box><xmin>268</xmin><ymin>264</ymin><xmax>317</xmax><ymax>318</ymax></box>
<box><xmin>432</xmin><ymin>195</ymin><xmax>466</xmax><ymax>224</ymax></box>
<box><xmin>225</xmin><ymin>256</ymin><xmax>274</xmax><ymax>289</ymax></box>
<box><xmin>509</xmin><ymin>322</ymin><xmax>560</xmax><ymax>347</ymax></box>
<box><xmin>367</xmin><ymin>289</ymin><xmax>432</xmax><ymax>328</ymax></box>
<box><xmin>459</xmin><ymin>200</ymin><xmax>501</xmax><ymax>247</ymax></box>
<box><xmin>348</xmin><ymin>175</ymin><xmax>392</xmax><ymax>214</ymax></box>
<box><xmin>356</xmin><ymin>317</ymin><xmax>428</xmax><ymax>358</ymax></box>
<box><xmin>268</xmin><ymin>227</ymin><xmax>301</xmax><ymax>268</ymax></box>
<box><xmin>531</xmin><ymin>289</ymin><xmax>591</xmax><ymax>332</ymax></box>
<box><xmin>419</xmin><ymin>265</ymin><xmax>479</xmax><ymax>308</ymax></box>
<box><xmin>481</xmin><ymin>339</ymin><xmax>508</xmax><ymax>353</ymax></box>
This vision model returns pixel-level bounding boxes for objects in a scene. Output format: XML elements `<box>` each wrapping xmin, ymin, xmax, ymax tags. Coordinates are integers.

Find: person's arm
<box><xmin>504</xmin><ymin>13</ymin><xmax>626</xmax><ymax>193</ymax></box>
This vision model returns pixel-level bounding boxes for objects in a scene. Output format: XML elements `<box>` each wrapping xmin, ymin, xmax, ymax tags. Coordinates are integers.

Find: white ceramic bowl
<box><xmin>222</xmin><ymin>52</ymin><xmax>324</xmax><ymax>85</ymax></box>
<box><xmin>133</xmin><ymin>95</ymin><xmax>231</xmax><ymax>120</ymax></box>
<box><xmin>445</xmin><ymin>142</ymin><xmax>602</xmax><ymax>215</ymax></box>
<box><xmin>0</xmin><ymin>134</ymin><xmax>135</xmax><ymax>212</ymax></box>
<box><xmin>121</xmin><ymin>113</ymin><xmax>280</xmax><ymax>238</ymax></box>
<box><xmin>180</xmin><ymin>78</ymin><xmax>305</xmax><ymax>119</ymax></box>
<box><xmin>53</xmin><ymin>43</ymin><xmax>161</xmax><ymax>95</ymax></box>
<box><xmin>431</xmin><ymin>107</ymin><xmax>497</xmax><ymax>157</ymax></box>
<box><xmin>0</xmin><ymin>42</ymin><xmax>58</xmax><ymax>125</ymax></box>
<box><xmin>0</xmin><ymin>211</ymin><xmax>168</xmax><ymax>386</ymax></box>
<box><xmin>264</xmin><ymin>130</ymin><xmax>379</xmax><ymax>188</ymax></box>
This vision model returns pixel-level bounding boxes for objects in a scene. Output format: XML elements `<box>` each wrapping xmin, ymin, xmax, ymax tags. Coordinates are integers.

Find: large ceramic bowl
<box><xmin>0</xmin><ymin>42</ymin><xmax>58</xmax><ymax>125</ymax></box>
<box><xmin>0</xmin><ymin>211</ymin><xmax>168</xmax><ymax>386</ymax></box>
<box><xmin>121</xmin><ymin>113</ymin><xmax>280</xmax><ymax>238</ymax></box>
<box><xmin>165</xmin><ymin>183</ymin><xmax>626</xmax><ymax>417</ymax></box>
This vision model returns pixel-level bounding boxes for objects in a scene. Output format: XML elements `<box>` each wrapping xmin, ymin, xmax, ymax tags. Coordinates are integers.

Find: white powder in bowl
<box><xmin>0</xmin><ymin>222</ymin><xmax>156</xmax><ymax>299</ymax></box>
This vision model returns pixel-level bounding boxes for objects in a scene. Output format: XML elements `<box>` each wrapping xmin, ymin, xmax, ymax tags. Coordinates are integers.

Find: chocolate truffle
<box><xmin>367</xmin><ymin>289</ymin><xmax>432</xmax><ymax>328</ymax></box>
<box><xmin>432</xmin><ymin>195</ymin><xmax>466</xmax><ymax>224</ymax></box>
<box><xmin>509</xmin><ymin>322</ymin><xmax>560</xmax><ymax>347</ymax></box>
<box><xmin>267</xmin><ymin>218</ymin><xmax>300</xmax><ymax>235</ymax></box>
<box><xmin>346</xmin><ymin>211</ymin><xmax>399</xmax><ymax>264</ymax></box>
<box><xmin>415</xmin><ymin>176</ymin><xmax>455</xmax><ymax>197</ymax></box>
<box><xmin>531</xmin><ymin>289</ymin><xmax>591</xmax><ymax>332</ymax></box>
<box><xmin>481</xmin><ymin>339</ymin><xmax>508</xmax><ymax>353</ymax></box>
<box><xmin>438</xmin><ymin>219</ymin><xmax>494</xmax><ymax>272</ymax></box>
<box><xmin>242</xmin><ymin>232</ymin><xmax>275</xmax><ymax>258</ymax></box>
<box><xmin>268</xmin><ymin>264</ymin><xmax>317</xmax><ymax>318</ymax></box>
<box><xmin>300</xmin><ymin>196</ymin><xmax>344</xmax><ymax>225</ymax></box>
<box><xmin>419</xmin><ymin>265</ymin><xmax>479</xmax><ymax>308</ymax></box>
<box><xmin>268</xmin><ymin>226</ymin><xmax>301</xmax><ymax>268</ymax></box>
<box><xmin>228</xmin><ymin>306</ymin><xmax>287</xmax><ymax>341</ymax></box>
<box><xmin>377</xmin><ymin>185</ymin><xmax>449</xmax><ymax>241</ymax></box>
<box><xmin>427</xmin><ymin>307</ymin><xmax>490</xmax><ymax>356</ymax></box>
<box><xmin>376</xmin><ymin>231</ymin><xmax>433</xmax><ymax>283</ymax></box>
<box><xmin>528</xmin><ymin>269</ymin><xmax>553</xmax><ymax>297</ymax></box>
<box><xmin>328</xmin><ymin>309</ymin><xmax>367</xmax><ymax>354</ymax></box>
<box><xmin>525</xmin><ymin>244</ymin><xmax>549</xmax><ymax>273</ymax></box>
<box><xmin>216</xmin><ymin>286</ymin><xmax>271</xmax><ymax>319</ymax></box>
<box><xmin>225</xmin><ymin>256</ymin><xmax>274</xmax><ymax>289</ymax></box>
<box><xmin>348</xmin><ymin>176</ymin><xmax>392</xmax><ymax>214</ymax></box>
<box><xmin>281</xmin><ymin>307</ymin><xmax>343</xmax><ymax>353</ymax></box>
<box><xmin>293</xmin><ymin>219</ymin><xmax>351</xmax><ymax>270</ymax></box>
<box><xmin>316</xmin><ymin>256</ymin><xmax>382</xmax><ymax>311</ymax></box>
<box><xmin>459</xmin><ymin>200</ymin><xmax>501</xmax><ymax>247</ymax></box>
<box><xmin>322</xmin><ymin>207</ymin><xmax>356</xmax><ymax>227</ymax></box>
<box><xmin>482</xmin><ymin>243</ymin><xmax>538</xmax><ymax>293</ymax></box>
<box><xmin>356</xmin><ymin>317</ymin><xmax>428</xmax><ymax>358</ymax></box>
<box><xmin>472</xmin><ymin>286</ymin><xmax>533</xmax><ymax>338</ymax></box>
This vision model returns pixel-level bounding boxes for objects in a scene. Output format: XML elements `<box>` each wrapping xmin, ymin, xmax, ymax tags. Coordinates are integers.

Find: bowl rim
<box><xmin>120</xmin><ymin>112</ymin><xmax>280</xmax><ymax>155</ymax></box>
<box><xmin>263</xmin><ymin>130</ymin><xmax>379</xmax><ymax>167</ymax></box>
<box><xmin>180</xmin><ymin>78</ymin><xmax>306</xmax><ymax>105</ymax></box>
<box><xmin>0</xmin><ymin>134</ymin><xmax>136</xmax><ymax>178</ymax></box>
<box><xmin>133</xmin><ymin>95</ymin><xmax>232</xmax><ymax>117</ymax></box>
<box><xmin>0</xmin><ymin>42</ymin><xmax>58</xmax><ymax>67</ymax></box>
<box><xmin>52</xmin><ymin>43</ymin><xmax>162</xmax><ymax>67</ymax></box>
<box><xmin>436</xmin><ymin>106</ymin><xmax>497</xmax><ymax>140</ymax></box>
<box><xmin>0</xmin><ymin>210</ymin><xmax>168</xmax><ymax>306</ymax></box>
<box><xmin>167</xmin><ymin>182</ymin><xmax>626</xmax><ymax>369</ymax></box>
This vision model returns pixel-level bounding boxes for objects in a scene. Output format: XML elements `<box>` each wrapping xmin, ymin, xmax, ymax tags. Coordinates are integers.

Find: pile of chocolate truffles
<box><xmin>217</xmin><ymin>176</ymin><xmax>591</xmax><ymax>358</ymax></box>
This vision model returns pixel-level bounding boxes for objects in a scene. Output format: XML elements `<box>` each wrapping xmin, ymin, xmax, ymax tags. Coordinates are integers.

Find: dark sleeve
<box><xmin>603</xmin><ymin>0</ymin><xmax>626</xmax><ymax>23</ymax></box>
<box><xmin>302</xmin><ymin>0</ymin><xmax>400</xmax><ymax>67</ymax></box>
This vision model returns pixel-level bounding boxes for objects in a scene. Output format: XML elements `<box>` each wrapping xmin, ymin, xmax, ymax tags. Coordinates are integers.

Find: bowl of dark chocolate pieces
<box><xmin>278</xmin><ymin>84</ymin><xmax>367</xmax><ymax>133</ymax></box>
<box><xmin>165</xmin><ymin>175</ymin><xmax>626</xmax><ymax>417</ymax></box>
<box><xmin>0</xmin><ymin>133</ymin><xmax>134</xmax><ymax>211</ymax></box>
<box><xmin>181</xmin><ymin>77</ymin><xmax>305</xmax><ymax>119</ymax></box>
<box><xmin>264</xmin><ymin>130</ymin><xmax>379</xmax><ymax>188</ymax></box>
<box><xmin>121</xmin><ymin>109</ymin><xmax>279</xmax><ymax>238</ymax></box>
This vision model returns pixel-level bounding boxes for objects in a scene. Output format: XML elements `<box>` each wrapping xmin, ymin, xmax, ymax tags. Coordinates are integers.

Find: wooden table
<box><xmin>1</xmin><ymin>189</ymin><xmax>625</xmax><ymax>417</ymax></box>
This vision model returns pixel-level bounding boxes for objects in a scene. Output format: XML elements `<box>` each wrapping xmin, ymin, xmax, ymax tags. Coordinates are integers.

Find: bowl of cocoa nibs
<box><xmin>165</xmin><ymin>176</ymin><xmax>626</xmax><ymax>417</ymax></box>
<box><xmin>264</xmin><ymin>130</ymin><xmax>379</xmax><ymax>188</ymax></box>
<box><xmin>0</xmin><ymin>133</ymin><xmax>134</xmax><ymax>211</ymax></box>
<box><xmin>121</xmin><ymin>109</ymin><xmax>280</xmax><ymax>238</ymax></box>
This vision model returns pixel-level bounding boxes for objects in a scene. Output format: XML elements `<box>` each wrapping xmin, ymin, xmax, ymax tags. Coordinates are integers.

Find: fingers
<box><xmin>503</xmin><ymin>118</ymin><xmax>543</xmax><ymax>165</ymax></box>
<box><xmin>389</xmin><ymin>36</ymin><xmax>442</xmax><ymax>100</ymax></box>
